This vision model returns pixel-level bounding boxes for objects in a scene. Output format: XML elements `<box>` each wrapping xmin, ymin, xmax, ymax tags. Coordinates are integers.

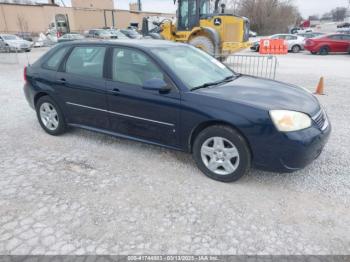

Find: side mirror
<box><xmin>143</xmin><ymin>78</ymin><xmax>171</xmax><ymax>93</ymax></box>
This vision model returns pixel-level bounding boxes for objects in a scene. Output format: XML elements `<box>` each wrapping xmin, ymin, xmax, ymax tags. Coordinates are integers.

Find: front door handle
<box><xmin>58</xmin><ymin>78</ymin><xmax>67</xmax><ymax>84</ymax></box>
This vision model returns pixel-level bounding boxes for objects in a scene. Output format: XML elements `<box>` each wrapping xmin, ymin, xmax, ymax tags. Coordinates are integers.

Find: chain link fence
<box><xmin>225</xmin><ymin>54</ymin><xmax>278</xmax><ymax>80</ymax></box>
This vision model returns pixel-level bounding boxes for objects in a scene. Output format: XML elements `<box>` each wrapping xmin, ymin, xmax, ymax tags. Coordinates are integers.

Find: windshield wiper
<box><xmin>191</xmin><ymin>75</ymin><xmax>237</xmax><ymax>91</ymax></box>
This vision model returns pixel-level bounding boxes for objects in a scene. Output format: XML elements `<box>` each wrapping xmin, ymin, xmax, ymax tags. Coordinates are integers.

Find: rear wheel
<box><xmin>311</xmin><ymin>51</ymin><xmax>317</xmax><ymax>55</ymax></box>
<box><xmin>35</xmin><ymin>96</ymin><xmax>66</xmax><ymax>136</ymax></box>
<box><xmin>193</xmin><ymin>125</ymin><xmax>251</xmax><ymax>182</ymax></box>
<box><xmin>291</xmin><ymin>45</ymin><xmax>301</xmax><ymax>53</ymax></box>
<box><xmin>319</xmin><ymin>46</ymin><xmax>329</xmax><ymax>55</ymax></box>
<box><xmin>189</xmin><ymin>36</ymin><xmax>215</xmax><ymax>56</ymax></box>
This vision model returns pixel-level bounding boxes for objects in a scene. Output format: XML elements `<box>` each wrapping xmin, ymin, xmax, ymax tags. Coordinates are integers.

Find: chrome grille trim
<box><xmin>312</xmin><ymin>109</ymin><xmax>328</xmax><ymax>131</ymax></box>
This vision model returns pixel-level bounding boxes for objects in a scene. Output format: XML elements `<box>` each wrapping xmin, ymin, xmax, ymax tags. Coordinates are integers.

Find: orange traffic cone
<box><xmin>315</xmin><ymin>77</ymin><xmax>325</xmax><ymax>95</ymax></box>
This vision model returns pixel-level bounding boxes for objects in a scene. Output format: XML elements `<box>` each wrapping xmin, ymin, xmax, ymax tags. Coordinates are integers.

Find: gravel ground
<box><xmin>0</xmin><ymin>48</ymin><xmax>349</xmax><ymax>255</ymax></box>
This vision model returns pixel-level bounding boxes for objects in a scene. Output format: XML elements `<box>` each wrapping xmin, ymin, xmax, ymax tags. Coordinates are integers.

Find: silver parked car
<box><xmin>85</xmin><ymin>29</ymin><xmax>115</xmax><ymax>39</ymax></box>
<box><xmin>0</xmin><ymin>34</ymin><xmax>32</xmax><ymax>52</ymax></box>
<box><xmin>251</xmin><ymin>34</ymin><xmax>306</xmax><ymax>53</ymax></box>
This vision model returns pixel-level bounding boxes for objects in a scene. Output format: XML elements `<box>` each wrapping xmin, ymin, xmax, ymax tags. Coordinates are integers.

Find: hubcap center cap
<box><xmin>214</xmin><ymin>150</ymin><xmax>225</xmax><ymax>160</ymax></box>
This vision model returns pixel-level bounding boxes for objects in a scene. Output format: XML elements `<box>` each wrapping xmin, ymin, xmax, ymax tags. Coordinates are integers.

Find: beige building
<box><xmin>0</xmin><ymin>0</ymin><xmax>174</xmax><ymax>34</ymax></box>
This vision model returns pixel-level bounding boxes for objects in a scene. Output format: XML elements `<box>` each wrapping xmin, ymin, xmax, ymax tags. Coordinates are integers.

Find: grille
<box><xmin>313</xmin><ymin>110</ymin><xmax>328</xmax><ymax>130</ymax></box>
<box><xmin>224</xmin><ymin>23</ymin><xmax>240</xmax><ymax>42</ymax></box>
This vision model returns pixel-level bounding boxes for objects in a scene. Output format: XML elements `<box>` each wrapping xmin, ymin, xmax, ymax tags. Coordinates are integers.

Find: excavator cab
<box><xmin>142</xmin><ymin>0</ymin><xmax>250</xmax><ymax>58</ymax></box>
<box><xmin>177</xmin><ymin>0</ymin><xmax>222</xmax><ymax>31</ymax></box>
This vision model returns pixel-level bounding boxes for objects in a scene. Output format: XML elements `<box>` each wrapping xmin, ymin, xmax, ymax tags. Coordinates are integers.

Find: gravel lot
<box><xmin>0</xmin><ymin>47</ymin><xmax>349</xmax><ymax>255</ymax></box>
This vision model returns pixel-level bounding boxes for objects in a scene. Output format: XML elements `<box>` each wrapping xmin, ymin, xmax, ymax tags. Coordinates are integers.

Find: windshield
<box><xmin>97</xmin><ymin>30</ymin><xmax>109</xmax><ymax>35</ymax></box>
<box><xmin>152</xmin><ymin>45</ymin><xmax>236</xmax><ymax>90</ymax></box>
<box><xmin>72</xmin><ymin>34</ymin><xmax>84</xmax><ymax>39</ymax></box>
<box><xmin>2</xmin><ymin>35</ymin><xmax>19</xmax><ymax>40</ymax></box>
<box><xmin>128</xmin><ymin>30</ymin><xmax>140</xmax><ymax>36</ymax></box>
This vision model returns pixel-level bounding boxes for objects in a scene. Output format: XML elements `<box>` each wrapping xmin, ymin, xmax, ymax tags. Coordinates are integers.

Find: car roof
<box><xmin>58</xmin><ymin>39</ymin><xmax>187</xmax><ymax>49</ymax></box>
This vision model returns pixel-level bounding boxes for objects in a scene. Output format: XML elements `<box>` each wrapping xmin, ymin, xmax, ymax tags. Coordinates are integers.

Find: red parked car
<box><xmin>304</xmin><ymin>34</ymin><xmax>350</xmax><ymax>55</ymax></box>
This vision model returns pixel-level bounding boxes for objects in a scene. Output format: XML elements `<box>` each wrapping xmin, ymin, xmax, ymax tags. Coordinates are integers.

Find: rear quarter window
<box><xmin>42</xmin><ymin>46</ymin><xmax>70</xmax><ymax>70</ymax></box>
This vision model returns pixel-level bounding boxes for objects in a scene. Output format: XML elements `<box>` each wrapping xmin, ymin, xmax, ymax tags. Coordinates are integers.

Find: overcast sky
<box><xmin>116</xmin><ymin>0</ymin><xmax>350</xmax><ymax>17</ymax></box>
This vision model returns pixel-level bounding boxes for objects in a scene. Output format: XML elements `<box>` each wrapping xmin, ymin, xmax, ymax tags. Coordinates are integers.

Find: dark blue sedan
<box><xmin>23</xmin><ymin>40</ymin><xmax>331</xmax><ymax>182</ymax></box>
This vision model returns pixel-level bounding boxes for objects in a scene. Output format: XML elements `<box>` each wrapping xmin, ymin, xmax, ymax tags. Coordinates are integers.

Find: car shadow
<box><xmin>66</xmin><ymin>127</ymin><xmax>315</xmax><ymax>187</ymax></box>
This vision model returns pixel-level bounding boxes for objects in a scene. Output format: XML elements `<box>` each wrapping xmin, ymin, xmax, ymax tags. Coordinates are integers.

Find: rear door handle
<box><xmin>109</xmin><ymin>88</ymin><xmax>120</xmax><ymax>96</ymax></box>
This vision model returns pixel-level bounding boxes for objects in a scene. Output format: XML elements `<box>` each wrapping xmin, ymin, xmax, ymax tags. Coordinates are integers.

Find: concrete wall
<box><xmin>71</xmin><ymin>0</ymin><xmax>114</xmax><ymax>10</ymax></box>
<box><xmin>0</xmin><ymin>3</ymin><xmax>174</xmax><ymax>34</ymax></box>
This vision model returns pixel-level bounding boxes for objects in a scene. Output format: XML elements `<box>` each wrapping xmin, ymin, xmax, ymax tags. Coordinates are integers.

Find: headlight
<box><xmin>269</xmin><ymin>110</ymin><xmax>312</xmax><ymax>132</ymax></box>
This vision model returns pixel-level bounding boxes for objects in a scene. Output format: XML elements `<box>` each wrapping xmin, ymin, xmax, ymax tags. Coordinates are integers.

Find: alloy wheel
<box><xmin>40</xmin><ymin>102</ymin><xmax>59</xmax><ymax>131</ymax></box>
<box><xmin>200</xmin><ymin>136</ymin><xmax>240</xmax><ymax>176</ymax></box>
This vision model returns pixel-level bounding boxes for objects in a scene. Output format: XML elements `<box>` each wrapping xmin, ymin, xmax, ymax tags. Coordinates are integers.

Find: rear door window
<box><xmin>340</xmin><ymin>35</ymin><xmax>350</xmax><ymax>40</ymax></box>
<box><xmin>329</xmin><ymin>35</ymin><xmax>342</xmax><ymax>40</ymax></box>
<box><xmin>65</xmin><ymin>46</ymin><xmax>106</xmax><ymax>78</ymax></box>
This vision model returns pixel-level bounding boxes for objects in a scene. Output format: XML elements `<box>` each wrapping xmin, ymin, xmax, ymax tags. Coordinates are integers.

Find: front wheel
<box><xmin>193</xmin><ymin>125</ymin><xmax>251</xmax><ymax>182</ymax></box>
<box><xmin>189</xmin><ymin>36</ymin><xmax>215</xmax><ymax>56</ymax></box>
<box><xmin>319</xmin><ymin>46</ymin><xmax>329</xmax><ymax>55</ymax></box>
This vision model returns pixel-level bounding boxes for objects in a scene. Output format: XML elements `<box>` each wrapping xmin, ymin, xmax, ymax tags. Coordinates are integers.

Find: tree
<box><xmin>17</xmin><ymin>14</ymin><xmax>28</xmax><ymax>33</ymax></box>
<box><xmin>331</xmin><ymin>7</ymin><xmax>347</xmax><ymax>21</ymax></box>
<box><xmin>308</xmin><ymin>14</ymin><xmax>320</xmax><ymax>21</ymax></box>
<box><xmin>233</xmin><ymin>0</ymin><xmax>301</xmax><ymax>35</ymax></box>
<box><xmin>321</xmin><ymin>12</ymin><xmax>332</xmax><ymax>21</ymax></box>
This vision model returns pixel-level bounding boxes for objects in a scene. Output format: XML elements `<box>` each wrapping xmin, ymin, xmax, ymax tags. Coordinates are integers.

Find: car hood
<box><xmin>195</xmin><ymin>75</ymin><xmax>321</xmax><ymax>116</ymax></box>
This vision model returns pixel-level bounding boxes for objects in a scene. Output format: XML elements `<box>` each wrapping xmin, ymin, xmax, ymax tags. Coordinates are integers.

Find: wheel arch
<box><xmin>189</xmin><ymin>27</ymin><xmax>221</xmax><ymax>57</ymax></box>
<box><xmin>188</xmin><ymin>120</ymin><xmax>253</xmax><ymax>158</ymax></box>
<box><xmin>34</xmin><ymin>92</ymin><xmax>50</xmax><ymax>106</ymax></box>
<box><xmin>319</xmin><ymin>45</ymin><xmax>330</xmax><ymax>52</ymax></box>
<box><xmin>292</xmin><ymin>44</ymin><xmax>302</xmax><ymax>49</ymax></box>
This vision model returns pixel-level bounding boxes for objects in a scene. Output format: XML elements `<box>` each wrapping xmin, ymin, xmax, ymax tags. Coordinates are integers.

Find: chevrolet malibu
<box><xmin>24</xmin><ymin>40</ymin><xmax>331</xmax><ymax>182</ymax></box>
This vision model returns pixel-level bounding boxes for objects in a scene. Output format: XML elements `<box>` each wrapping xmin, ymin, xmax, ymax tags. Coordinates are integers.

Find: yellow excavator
<box><xmin>142</xmin><ymin>0</ymin><xmax>250</xmax><ymax>58</ymax></box>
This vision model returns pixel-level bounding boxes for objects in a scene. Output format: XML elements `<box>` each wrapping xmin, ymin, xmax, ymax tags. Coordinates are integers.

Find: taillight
<box><xmin>24</xmin><ymin>66</ymin><xmax>27</xmax><ymax>82</ymax></box>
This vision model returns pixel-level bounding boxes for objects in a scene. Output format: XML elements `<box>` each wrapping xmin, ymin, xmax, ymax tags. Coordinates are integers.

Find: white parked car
<box><xmin>250</xmin><ymin>34</ymin><xmax>306</xmax><ymax>53</ymax></box>
<box><xmin>249</xmin><ymin>30</ymin><xmax>257</xmax><ymax>37</ymax></box>
<box><xmin>291</xmin><ymin>27</ymin><xmax>313</xmax><ymax>34</ymax></box>
<box><xmin>0</xmin><ymin>34</ymin><xmax>32</xmax><ymax>52</ymax></box>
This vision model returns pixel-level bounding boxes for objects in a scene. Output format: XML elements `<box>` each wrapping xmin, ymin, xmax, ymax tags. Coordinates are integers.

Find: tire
<box><xmin>311</xmin><ymin>51</ymin><xmax>317</xmax><ymax>55</ymax></box>
<box><xmin>192</xmin><ymin>125</ymin><xmax>251</xmax><ymax>182</ymax></box>
<box><xmin>291</xmin><ymin>45</ymin><xmax>301</xmax><ymax>53</ymax></box>
<box><xmin>319</xmin><ymin>46</ymin><xmax>329</xmax><ymax>55</ymax></box>
<box><xmin>189</xmin><ymin>36</ymin><xmax>215</xmax><ymax>56</ymax></box>
<box><xmin>35</xmin><ymin>96</ymin><xmax>66</xmax><ymax>136</ymax></box>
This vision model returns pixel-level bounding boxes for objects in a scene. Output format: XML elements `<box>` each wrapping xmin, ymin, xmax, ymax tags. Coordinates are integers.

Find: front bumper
<box><xmin>253</xmin><ymin>116</ymin><xmax>331</xmax><ymax>172</ymax></box>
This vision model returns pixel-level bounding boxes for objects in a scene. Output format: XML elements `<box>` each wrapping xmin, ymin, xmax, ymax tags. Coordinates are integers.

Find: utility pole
<box><xmin>137</xmin><ymin>0</ymin><xmax>142</xmax><ymax>11</ymax></box>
